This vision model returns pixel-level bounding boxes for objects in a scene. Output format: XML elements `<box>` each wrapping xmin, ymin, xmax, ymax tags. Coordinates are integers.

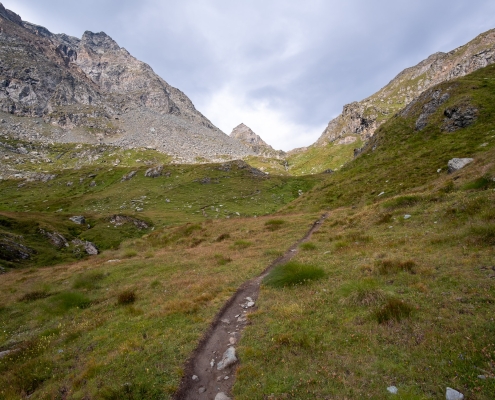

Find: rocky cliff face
<box><xmin>0</xmin><ymin>3</ymin><xmax>252</xmax><ymax>161</ymax></box>
<box><xmin>230</xmin><ymin>123</ymin><xmax>285</xmax><ymax>159</ymax></box>
<box><xmin>316</xmin><ymin>28</ymin><xmax>495</xmax><ymax>146</ymax></box>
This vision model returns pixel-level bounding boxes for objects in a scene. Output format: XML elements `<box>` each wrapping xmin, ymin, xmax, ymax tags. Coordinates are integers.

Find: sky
<box><xmin>3</xmin><ymin>0</ymin><xmax>495</xmax><ymax>151</ymax></box>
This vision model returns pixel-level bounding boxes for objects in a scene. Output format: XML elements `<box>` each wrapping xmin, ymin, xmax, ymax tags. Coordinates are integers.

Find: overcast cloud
<box><xmin>3</xmin><ymin>0</ymin><xmax>495</xmax><ymax>150</ymax></box>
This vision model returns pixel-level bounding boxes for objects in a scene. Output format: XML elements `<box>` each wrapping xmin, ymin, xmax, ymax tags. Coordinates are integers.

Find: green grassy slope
<box><xmin>233</xmin><ymin>65</ymin><xmax>495</xmax><ymax>399</ymax></box>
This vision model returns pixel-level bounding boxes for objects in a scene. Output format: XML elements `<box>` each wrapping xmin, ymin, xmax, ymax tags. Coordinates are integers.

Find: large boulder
<box><xmin>145</xmin><ymin>165</ymin><xmax>163</xmax><ymax>178</ymax></box>
<box><xmin>448</xmin><ymin>158</ymin><xmax>474</xmax><ymax>173</ymax></box>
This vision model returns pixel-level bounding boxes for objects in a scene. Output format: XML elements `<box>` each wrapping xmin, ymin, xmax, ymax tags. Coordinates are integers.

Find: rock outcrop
<box><xmin>316</xmin><ymin>28</ymin><xmax>495</xmax><ymax>146</ymax></box>
<box><xmin>0</xmin><ymin>3</ymin><xmax>252</xmax><ymax>161</ymax></box>
<box><xmin>230</xmin><ymin>123</ymin><xmax>285</xmax><ymax>159</ymax></box>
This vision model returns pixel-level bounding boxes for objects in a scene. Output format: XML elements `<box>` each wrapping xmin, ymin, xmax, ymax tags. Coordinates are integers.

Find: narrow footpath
<box><xmin>174</xmin><ymin>214</ymin><xmax>328</xmax><ymax>400</ymax></box>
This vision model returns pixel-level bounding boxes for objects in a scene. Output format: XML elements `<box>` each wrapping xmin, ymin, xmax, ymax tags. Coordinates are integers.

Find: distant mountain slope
<box><xmin>316</xmin><ymin>28</ymin><xmax>495</xmax><ymax>146</ymax></box>
<box><xmin>230</xmin><ymin>123</ymin><xmax>285</xmax><ymax>158</ymax></box>
<box><xmin>0</xmin><ymin>3</ymin><xmax>252</xmax><ymax>161</ymax></box>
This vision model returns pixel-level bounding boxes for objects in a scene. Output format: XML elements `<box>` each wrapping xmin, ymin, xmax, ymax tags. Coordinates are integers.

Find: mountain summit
<box><xmin>0</xmin><ymin>3</ymin><xmax>252</xmax><ymax>161</ymax></box>
<box><xmin>230</xmin><ymin>123</ymin><xmax>285</xmax><ymax>158</ymax></box>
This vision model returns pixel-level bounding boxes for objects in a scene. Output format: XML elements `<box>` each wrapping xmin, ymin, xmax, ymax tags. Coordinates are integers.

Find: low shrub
<box><xmin>462</xmin><ymin>175</ymin><xmax>495</xmax><ymax>191</ymax></box>
<box><xmin>382</xmin><ymin>195</ymin><xmax>421</xmax><ymax>210</ymax></box>
<box><xmin>469</xmin><ymin>224</ymin><xmax>495</xmax><ymax>245</ymax></box>
<box><xmin>264</xmin><ymin>261</ymin><xmax>325</xmax><ymax>287</ymax></box>
<box><xmin>374</xmin><ymin>298</ymin><xmax>414</xmax><ymax>324</ymax></box>
<box><xmin>117</xmin><ymin>289</ymin><xmax>136</xmax><ymax>305</ymax></box>
<box><xmin>122</xmin><ymin>249</ymin><xmax>138</xmax><ymax>258</ymax></box>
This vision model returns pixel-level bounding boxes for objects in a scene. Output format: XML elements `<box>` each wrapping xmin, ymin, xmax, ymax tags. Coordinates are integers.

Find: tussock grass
<box><xmin>376</xmin><ymin>259</ymin><xmax>417</xmax><ymax>275</ymax></box>
<box><xmin>373</xmin><ymin>297</ymin><xmax>414</xmax><ymax>324</ymax></box>
<box><xmin>48</xmin><ymin>292</ymin><xmax>91</xmax><ymax>313</ymax></box>
<box><xmin>300</xmin><ymin>242</ymin><xmax>317</xmax><ymax>251</ymax></box>
<box><xmin>263</xmin><ymin>261</ymin><xmax>325</xmax><ymax>287</ymax></box>
<box><xmin>19</xmin><ymin>290</ymin><xmax>51</xmax><ymax>302</ymax></box>
<box><xmin>117</xmin><ymin>289</ymin><xmax>136</xmax><ymax>305</ymax></box>
<box><xmin>264</xmin><ymin>219</ymin><xmax>286</xmax><ymax>231</ymax></box>
<box><xmin>231</xmin><ymin>240</ymin><xmax>253</xmax><ymax>249</ymax></box>
<box><xmin>339</xmin><ymin>280</ymin><xmax>386</xmax><ymax>306</ymax></box>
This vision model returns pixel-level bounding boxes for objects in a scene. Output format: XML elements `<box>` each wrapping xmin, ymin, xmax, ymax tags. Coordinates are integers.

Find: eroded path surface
<box><xmin>174</xmin><ymin>214</ymin><xmax>328</xmax><ymax>400</ymax></box>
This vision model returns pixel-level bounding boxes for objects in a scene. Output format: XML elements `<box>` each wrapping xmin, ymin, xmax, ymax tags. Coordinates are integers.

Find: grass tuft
<box><xmin>215</xmin><ymin>233</ymin><xmax>230</xmax><ymax>242</ymax></box>
<box><xmin>300</xmin><ymin>242</ymin><xmax>317</xmax><ymax>251</ymax></box>
<box><xmin>48</xmin><ymin>292</ymin><xmax>91</xmax><ymax>313</ymax></box>
<box><xmin>264</xmin><ymin>219</ymin><xmax>286</xmax><ymax>231</ymax></box>
<box><xmin>117</xmin><ymin>289</ymin><xmax>136</xmax><ymax>305</ymax></box>
<box><xmin>374</xmin><ymin>297</ymin><xmax>414</xmax><ymax>324</ymax></box>
<box><xmin>340</xmin><ymin>280</ymin><xmax>386</xmax><ymax>306</ymax></box>
<box><xmin>264</xmin><ymin>261</ymin><xmax>325</xmax><ymax>287</ymax></box>
<box><xmin>19</xmin><ymin>290</ymin><xmax>51</xmax><ymax>302</ymax></box>
<box><xmin>376</xmin><ymin>259</ymin><xmax>416</xmax><ymax>275</ymax></box>
<box><xmin>231</xmin><ymin>240</ymin><xmax>253</xmax><ymax>249</ymax></box>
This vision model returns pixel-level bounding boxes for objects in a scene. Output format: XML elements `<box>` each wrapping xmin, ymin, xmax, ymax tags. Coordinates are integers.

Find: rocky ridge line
<box><xmin>316</xmin><ymin>28</ymin><xmax>495</xmax><ymax>146</ymax></box>
<box><xmin>0</xmin><ymin>3</ymin><xmax>252</xmax><ymax>161</ymax></box>
<box><xmin>229</xmin><ymin>123</ymin><xmax>285</xmax><ymax>159</ymax></box>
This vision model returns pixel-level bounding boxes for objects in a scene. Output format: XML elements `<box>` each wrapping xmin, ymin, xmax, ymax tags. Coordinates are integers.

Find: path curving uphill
<box><xmin>174</xmin><ymin>214</ymin><xmax>328</xmax><ymax>400</ymax></box>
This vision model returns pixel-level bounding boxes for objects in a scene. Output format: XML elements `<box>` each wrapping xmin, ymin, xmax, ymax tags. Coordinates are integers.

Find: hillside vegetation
<box><xmin>0</xmin><ymin>67</ymin><xmax>495</xmax><ymax>400</ymax></box>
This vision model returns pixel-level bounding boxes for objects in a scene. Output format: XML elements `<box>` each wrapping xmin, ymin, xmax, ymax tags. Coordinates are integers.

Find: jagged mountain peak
<box><xmin>0</xmin><ymin>3</ymin><xmax>252</xmax><ymax>162</ymax></box>
<box><xmin>230</xmin><ymin>123</ymin><xmax>285</xmax><ymax>159</ymax></box>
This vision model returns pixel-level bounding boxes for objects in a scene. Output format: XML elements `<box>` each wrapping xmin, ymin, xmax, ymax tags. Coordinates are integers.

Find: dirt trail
<box><xmin>174</xmin><ymin>214</ymin><xmax>328</xmax><ymax>400</ymax></box>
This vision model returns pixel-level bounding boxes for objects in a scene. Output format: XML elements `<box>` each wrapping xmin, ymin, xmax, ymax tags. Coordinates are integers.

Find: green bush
<box><xmin>264</xmin><ymin>261</ymin><xmax>325</xmax><ymax>287</ymax></box>
<box><xmin>231</xmin><ymin>240</ymin><xmax>252</xmax><ymax>249</ymax></box>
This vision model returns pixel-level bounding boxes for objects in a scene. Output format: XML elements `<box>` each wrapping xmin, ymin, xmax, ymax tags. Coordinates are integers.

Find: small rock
<box><xmin>446</xmin><ymin>387</ymin><xmax>464</xmax><ymax>400</ymax></box>
<box><xmin>378</xmin><ymin>192</ymin><xmax>385</xmax><ymax>196</ymax></box>
<box><xmin>192</xmin><ymin>375</ymin><xmax>199</xmax><ymax>381</ymax></box>
<box><xmin>217</xmin><ymin>347</ymin><xmax>237</xmax><ymax>370</ymax></box>
<box><xmin>437</xmin><ymin>168</ymin><xmax>442</xmax><ymax>173</ymax></box>
<box><xmin>0</xmin><ymin>350</ymin><xmax>14</xmax><ymax>359</ymax></box>
<box><xmin>237</xmin><ymin>315</ymin><xmax>247</xmax><ymax>323</ymax></box>
<box><xmin>145</xmin><ymin>165</ymin><xmax>163</xmax><ymax>178</ymax></box>
<box><xmin>404</xmin><ymin>215</ymin><xmax>411</xmax><ymax>220</ymax></box>
<box><xmin>387</xmin><ymin>386</ymin><xmax>398</xmax><ymax>394</ymax></box>
<box><xmin>246</xmin><ymin>297</ymin><xmax>253</xmax><ymax>302</ymax></box>
<box><xmin>221</xmin><ymin>318</ymin><xmax>230</xmax><ymax>325</ymax></box>
<box><xmin>247</xmin><ymin>301</ymin><xmax>255</xmax><ymax>307</ymax></box>
<box><xmin>121</xmin><ymin>171</ymin><xmax>137</xmax><ymax>182</ymax></box>
<box><xmin>215</xmin><ymin>393</ymin><xmax>231</xmax><ymax>400</ymax></box>
<box><xmin>198</xmin><ymin>387</ymin><xmax>206</xmax><ymax>394</ymax></box>
<box><xmin>229</xmin><ymin>337</ymin><xmax>236</xmax><ymax>345</ymax></box>
<box><xmin>210</xmin><ymin>359</ymin><xmax>215</xmax><ymax>367</ymax></box>
<box><xmin>90</xmin><ymin>180</ymin><xmax>96</xmax><ymax>187</ymax></box>
<box><xmin>448</xmin><ymin>158</ymin><xmax>473</xmax><ymax>174</ymax></box>
<box><xmin>478</xmin><ymin>375</ymin><xmax>486</xmax><ymax>379</ymax></box>
<box><xmin>224</xmin><ymin>376</ymin><xmax>229</xmax><ymax>380</ymax></box>
<box><xmin>69</xmin><ymin>216</ymin><xmax>86</xmax><ymax>225</ymax></box>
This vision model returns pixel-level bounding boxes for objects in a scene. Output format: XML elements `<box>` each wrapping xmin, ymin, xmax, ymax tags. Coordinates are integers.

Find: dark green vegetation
<box><xmin>263</xmin><ymin>261</ymin><xmax>325</xmax><ymax>287</ymax></box>
<box><xmin>1</xmin><ymin>66</ymin><xmax>495</xmax><ymax>399</ymax></box>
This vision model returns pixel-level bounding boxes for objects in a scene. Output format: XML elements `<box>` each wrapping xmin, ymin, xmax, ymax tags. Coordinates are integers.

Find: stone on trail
<box><xmin>447</xmin><ymin>158</ymin><xmax>473</xmax><ymax>174</ymax></box>
<box><xmin>198</xmin><ymin>387</ymin><xmax>206</xmax><ymax>394</ymax></box>
<box><xmin>192</xmin><ymin>375</ymin><xmax>198</xmax><ymax>381</ymax></box>
<box><xmin>446</xmin><ymin>387</ymin><xmax>464</xmax><ymax>400</ymax></box>
<box><xmin>215</xmin><ymin>393</ymin><xmax>231</xmax><ymax>400</ymax></box>
<box><xmin>217</xmin><ymin>347</ymin><xmax>237</xmax><ymax>370</ymax></box>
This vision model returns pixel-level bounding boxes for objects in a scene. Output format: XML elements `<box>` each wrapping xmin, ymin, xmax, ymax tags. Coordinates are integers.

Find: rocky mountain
<box><xmin>0</xmin><ymin>3</ymin><xmax>251</xmax><ymax>161</ymax></box>
<box><xmin>316</xmin><ymin>28</ymin><xmax>495</xmax><ymax>146</ymax></box>
<box><xmin>230</xmin><ymin>123</ymin><xmax>285</xmax><ymax>159</ymax></box>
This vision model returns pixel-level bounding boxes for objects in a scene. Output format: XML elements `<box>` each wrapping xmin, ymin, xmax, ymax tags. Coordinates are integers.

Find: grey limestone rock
<box><xmin>0</xmin><ymin>234</ymin><xmax>34</xmax><ymax>261</ymax></box>
<box><xmin>230</xmin><ymin>123</ymin><xmax>285</xmax><ymax>158</ymax></box>
<box><xmin>448</xmin><ymin>158</ymin><xmax>474</xmax><ymax>173</ymax></box>
<box><xmin>215</xmin><ymin>393</ymin><xmax>232</xmax><ymax>400</ymax></box>
<box><xmin>443</xmin><ymin>105</ymin><xmax>478</xmax><ymax>132</ymax></box>
<box><xmin>446</xmin><ymin>387</ymin><xmax>464</xmax><ymax>400</ymax></box>
<box><xmin>121</xmin><ymin>170</ymin><xmax>137</xmax><ymax>182</ymax></box>
<box><xmin>217</xmin><ymin>347</ymin><xmax>237</xmax><ymax>371</ymax></box>
<box><xmin>69</xmin><ymin>216</ymin><xmax>86</xmax><ymax>225</ymax></box>
<box><xmin>145</xmin><ymin>165</ymin><xmax>163</xmax><ymax>178</ymax></box>
<box><xmin>72</xmin><ymin>239</ymin><xmax>98</xmax><ymax>255</ymax></box>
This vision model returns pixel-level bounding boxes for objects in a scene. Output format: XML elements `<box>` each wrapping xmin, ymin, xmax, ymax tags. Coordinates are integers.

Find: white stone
<box><xmin>404</xmin><ymin>215</ymin><xmax>411</xmax><ymax>219</ymax></box>
<box><xmin>217</xmin><ymin>347</ymin><xmax>237</xmax><ymax>370</ymax></box>
<box><xmin>192</xmin><ymin>375</ymin><xmax>199</xmax><ymax>381</ymax></box>
<box><xmin>215</xmin><ymin>393</ymin><xmax>231</xmax><ymax>400</ymax></box>
<box><xmin>387</xmin><ymin>386</ymin><xmax>398</xmax><ymax>394</ymax></box>
<box><xmin>448</xmin><ymin>158</ymin><xmax>473</xmax><ymax>173</ymax></box>
<box><xmin>446</xmin><ymin>387</ymin><xmax>464</xmax><ymax>400</ymax></box>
